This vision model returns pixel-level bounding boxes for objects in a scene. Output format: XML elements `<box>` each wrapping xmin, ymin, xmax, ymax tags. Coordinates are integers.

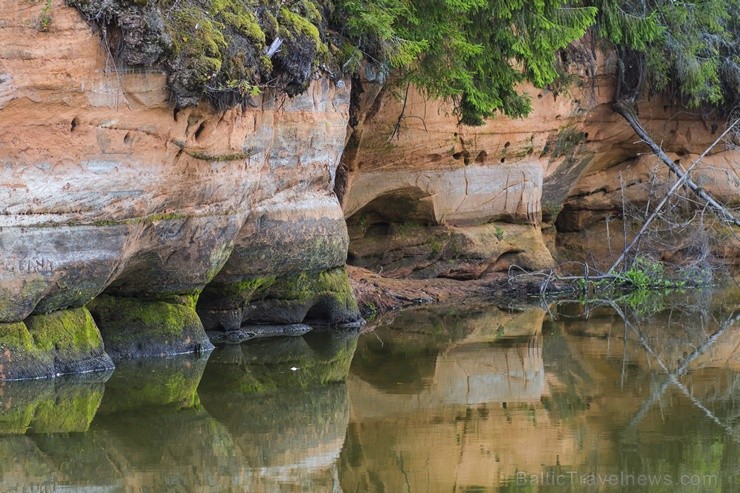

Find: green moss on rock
<box><xmin>0</xmin><ymin>308</ymin><xmax>114</xmax><ymax>380</ymax></box>
<box><xmin>0</xmin><ymin>321</ymin><xmax>38</xmax><ymax>353</ymax></box>
<box><xmin>547</xmin><ymin>125</ymin><xmax>587</xmax><ymax>159</ymax></box>
<box><xmin>25</xmin><ymin>308</ymin><xmax>104</xmax><ymax>354</ymax></box>
<box><xmin>67</xmin><ymin>0</ymin><xmax>332</xmax><ymax>107</ymax></box>
<box><xmin>279</xmin><ymin>7</ymin><xmax>327</xmax><ymax>58</ymax></box>
<box><xmin>25</xmin><ymin>308</ymin><xmax>115</xmax><ymax>376</ymax></box>
<box><xmin>197</xmin><ymin>275</ymin><xmax>277</xmax><ymax>331</ymax></box>
<box><xmin>87</xmin><ymin>295</ymin><xmax>214</xmax><ymax>360</ymax></box>
<box><xmin>260</xmin><ymin>268</ymin><xmax>354</xmax><ymax>307</ymax></box>
<box><xmin>207</xmin><ymin>276</ymin><xmax>278</xmax><ymax>309</ymax></box>
<box><xmin>0</xmin><ymin>321</ymin><xmax>54</xmax><ymax>380</ymax></box>
<box><xmin>245</xmin><ymin>267</ymin><xmax>361</xmax><ymax>326</ymax></box>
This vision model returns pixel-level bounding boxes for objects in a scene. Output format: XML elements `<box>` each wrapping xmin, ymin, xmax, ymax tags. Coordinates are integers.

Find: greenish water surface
<box><xmin>0</xmin><ymin>289</ymin><xmax>736</xmax><ymax>492</ymax></box>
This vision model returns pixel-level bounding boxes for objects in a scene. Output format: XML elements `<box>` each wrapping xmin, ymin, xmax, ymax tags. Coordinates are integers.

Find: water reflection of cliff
<box><xmin>199</xmin><ymin>331</ymin><xmax>357</xmax><ymax>491</ymax></box>
<box><xmin>350</xmin><ymin>305</ymin><xmax>546</xmax><ymax>411</ymax></box>
<box><xmin>0</xmin><ymin>330</ymin><xmax>358</xmax><ymax>492</ymax></box>
<box><xmin>0</xmin><ymin>291</ymin><xmax>736</xmax><ymax>492</ymax></box>
<box><xmin>343</xmin><ymin>305</ymin><xmax>573</xmax><ymax>490</ymax></box>
<box><xmin>341</xmin><ymin>293</ymin><xmax>739</xmax><ymax>492</ymax></box>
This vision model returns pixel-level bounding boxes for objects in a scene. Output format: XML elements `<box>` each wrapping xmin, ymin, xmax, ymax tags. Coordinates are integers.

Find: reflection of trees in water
<box><xmin>618</xmin><ymin>310</ymin><xmax>738</xmax><ymax>437</ymax></box>
<box><xmin>614</xmin><ymin>306</ymin><xmax>739</xmax><ymax>490</ymax></box>
<box><xmin>551</xmin><ymin>289</ymin><xmax>739</xmax><ymax>491</ymax></box>
<box><xmin>709</xmin><ymin>373</ymin><xmax>740</xmax><ymax>434</ymax></box>
<box><xmin>612</xmin><ymin>373</ymin><xmax>739</xmax><ymax>493</ymax></box>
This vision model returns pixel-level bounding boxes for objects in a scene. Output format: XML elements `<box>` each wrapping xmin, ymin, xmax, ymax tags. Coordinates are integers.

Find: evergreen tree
<box><xmin>590</xmin><ymin>0</ymin><xmax>739</xmax><ymax>111</ymax></box>
<box><xmin>588</xmin><ymin>0</ymin><xmax>740</xmax><ymax>227</ymax></box>
<box><xmin>332</xmin><ymin>0</ymin><xmax>596</xmax><ymax>124</ymax></box>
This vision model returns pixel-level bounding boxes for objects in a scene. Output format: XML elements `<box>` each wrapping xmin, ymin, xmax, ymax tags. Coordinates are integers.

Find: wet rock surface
<box><xmin>0</xmin><ymin>308</ymin><xmax>114</xmax><ymax>380</ymax></box>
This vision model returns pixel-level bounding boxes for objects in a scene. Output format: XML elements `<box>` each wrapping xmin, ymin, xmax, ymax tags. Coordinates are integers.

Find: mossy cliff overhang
<box><xmin>0</xmin><ymin>2</ymin><xmax>358</xmax><ymax>379</ymax></box>
<box><xmin>66</xmin><ymin>0</ymin><xmax>340</xmax><ymax>108</ymax></box>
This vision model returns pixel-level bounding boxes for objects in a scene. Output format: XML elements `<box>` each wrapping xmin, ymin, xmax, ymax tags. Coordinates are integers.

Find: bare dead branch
<box><xmin>606</xmin><ymin>111</ymin><xmax>740</xmax><ymax>274</ymax></box>
<box><xmin>613</xmin><ymin>102</ymin><xmax>739</xmax><ymax>227</ymax></box>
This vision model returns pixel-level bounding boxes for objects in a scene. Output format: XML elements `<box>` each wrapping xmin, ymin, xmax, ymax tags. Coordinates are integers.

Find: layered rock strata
<box><xmin>0</xmin><ymin>2</ymin><xmax>359</xmax><ymax>379</ymax></box>
<box><xmin>341</xmin><ymin>50</ymin><xmax>739</xmax><ymax>276</ymax></box>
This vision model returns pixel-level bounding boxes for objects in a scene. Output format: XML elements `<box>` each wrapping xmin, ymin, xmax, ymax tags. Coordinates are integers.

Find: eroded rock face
<box><xmin>194</xmin><ymin>82</ymin><xmax>362</xmax><ymax>331</ymax></box>
<box><xmin>0</xmin><ymin>2</ymin><xmax>359</xmax><ymax>378</ymax></box>
<box><xmin>348</xmin><ymin>222</ymin><xmax>552</xmax><ymax>280</ymax></box>
<box><xmin>341</xmin><ymin>50</ymin><xmax>739</xmax><ymax>276</ymax></box>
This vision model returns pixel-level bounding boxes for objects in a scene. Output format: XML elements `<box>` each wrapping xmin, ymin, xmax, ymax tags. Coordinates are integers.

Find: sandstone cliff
<box><xmin>0</xmin><ymin>1</ymin><xmax>359</xmax><ymax>379</ymax></box>
<box><xmin>1</xmin><ymin>2</ymin><xmax>737</xmax><ymax>380</ymax></box>
<box><xmin>340</xmin><ymin>49</ymin><xmax>739</xmax><ymax>278</ymax></box>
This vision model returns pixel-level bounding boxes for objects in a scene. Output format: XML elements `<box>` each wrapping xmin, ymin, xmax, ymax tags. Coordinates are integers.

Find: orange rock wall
<box><xmin>0</xmin><ymin>1</ymin><xmax>358</xmax><ymax>377</ymax></box>
<box><xmin>342</xmin><ymin>52</ymin><xmax>738</xmax><ymax>224</ymax></box>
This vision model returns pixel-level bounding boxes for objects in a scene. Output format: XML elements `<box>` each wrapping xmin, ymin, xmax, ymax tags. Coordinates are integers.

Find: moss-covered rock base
<box><xmin>244</xmin><ymin>267</ymin><xmax>362</xmax><ymax>327</ymax></box>
<box><xmin>88</xmin><ymin>295</ymin><xmax>214</xmax><ymax>360</ymax></box>
<box><xmin>0</xmin><ymin>308</ymin><xmax>114</xmax><ymax>380</ymax></box>
<box><xmin>198</xmin><ymin>267</ymin><xmax>363</xmax><ymax>331</ymax></box>
<box><xmin>197</xmin><ymin>276</ymin><xmax>276</xmax><ymax>332</ymax></box>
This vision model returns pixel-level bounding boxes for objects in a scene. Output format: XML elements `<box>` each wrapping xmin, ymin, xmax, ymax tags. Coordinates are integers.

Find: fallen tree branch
<box><xmin>388</xmin><ymin>83</ymin><xmax>411</xmax><ymax>141</ymax></box>
<box><xmin>606</xmin><ymin>109</ymin><xmax>740</xmax><ymax>274</ymax></box>
<box><xmin>613</xmin><ymin>101</ymin><xmax>739</xmax><ymax>228</ymax></box>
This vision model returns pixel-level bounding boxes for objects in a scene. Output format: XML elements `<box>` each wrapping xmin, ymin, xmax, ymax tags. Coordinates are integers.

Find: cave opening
<box><xmin>345</xmin><ymin>187</ymin><xmax>437</xmax><ymax>267</ymax></box>
<box><xmin>346</xmin><ymin>187</ymin><xmax>436</xmax><ymax>239</ymax></box>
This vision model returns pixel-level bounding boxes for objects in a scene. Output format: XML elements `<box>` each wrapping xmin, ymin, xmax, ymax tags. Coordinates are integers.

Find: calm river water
<box><xmin>0</xmin><ymin>288</ymin><xmax>737</xmax><ymax>492</ymax></box>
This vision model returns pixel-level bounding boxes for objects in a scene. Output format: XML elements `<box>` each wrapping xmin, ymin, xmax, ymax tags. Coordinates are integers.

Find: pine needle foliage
<box><xmin>332</xmin><ymin>0</ymin><xmax>597</xmax><ymax>124</ymax></box>
<box><xmin>67</xmin><ymin>1</ymin><xmax>737</xmax><ymax>120</ymax></box>
<box><xmin>590</xmin><ymin>0</ymin><xmax>739</xmax><ymax>111</ymax></box>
